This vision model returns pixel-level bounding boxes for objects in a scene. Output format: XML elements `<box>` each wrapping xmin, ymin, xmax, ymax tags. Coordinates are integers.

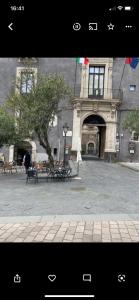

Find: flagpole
<box><xmin>118</xmin><ymin>58</ymin><xmax>126</xmax><ymax>161</ymax></box>
<box><xmin>74</xmin><ymin>60</ymin><xmax>78</xmax><ymax>96</ymax></box>
<box><xmin>119</xmin><ymin>58</ymin><xmax>126</xmax><ymax>91</ymax></box>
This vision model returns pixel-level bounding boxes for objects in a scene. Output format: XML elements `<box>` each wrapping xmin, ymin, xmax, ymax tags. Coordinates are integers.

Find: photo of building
<box><xmin>0</xmin><ymin>57</ymin><xmax>139</xmax><ymax>164</ymax></box>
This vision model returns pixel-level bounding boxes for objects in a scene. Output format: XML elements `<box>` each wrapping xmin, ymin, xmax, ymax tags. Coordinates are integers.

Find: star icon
<box><xmin>107</xmin><ymin>23</ymin><xmax>114</xmax><ymax>30</ymax></box>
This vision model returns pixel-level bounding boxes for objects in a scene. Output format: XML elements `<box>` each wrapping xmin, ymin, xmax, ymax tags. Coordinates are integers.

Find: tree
<box><xmin>0</xmin><ymin>107</ymin><xmax>20</xmax><ymax>149</ymax></box>
<box><xmin>7</xmin><ymin>72</ymin><xmax>72</xmax><ymax>167</ymax></box>
<box><xmin>123</xmin><ymin>109</ymin><xmax>139</xmax><ymax>132</ymax></box>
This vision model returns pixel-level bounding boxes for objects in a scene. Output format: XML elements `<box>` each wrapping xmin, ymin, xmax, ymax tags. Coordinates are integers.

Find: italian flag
<box><xmin>76</xmin><ymin>57</ymin><xmax>89</xmax><ymax>65</ymax></box>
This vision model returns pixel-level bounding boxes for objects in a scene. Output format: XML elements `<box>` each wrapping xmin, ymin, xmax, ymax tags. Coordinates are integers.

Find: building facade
<box><xmin>0</xmin><ymin>57</ymin><xmax>139</xmax><ymax>164</ymax></box>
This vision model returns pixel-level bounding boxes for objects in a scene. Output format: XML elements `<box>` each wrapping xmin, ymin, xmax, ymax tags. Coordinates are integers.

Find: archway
<box><xmin>14</xmin><ymin>141</ymin><xmax>32</xmax><ymax>165</ymax></box>
<box><xmin>88</xmin><ymin>142</ymin><xmax>95</xmax><ymax>155</ymax></box>
<box><xmin>81</xmin><ymin>114</ymin><xmax>106</xmax><ymax>159</ymax></box>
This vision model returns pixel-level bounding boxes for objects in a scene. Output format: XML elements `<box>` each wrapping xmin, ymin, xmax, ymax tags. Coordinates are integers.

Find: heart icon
<box><xmin>48</xmin><ymin>274</ymin><xmax>56</xmax><ymax>282</ymax></box>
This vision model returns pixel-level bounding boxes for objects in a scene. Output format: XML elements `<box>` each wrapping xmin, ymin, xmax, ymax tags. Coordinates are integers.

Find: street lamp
<box><xmin>63</xmin><ymin>123</ymin><xmax>69</xmax><ymax>167</ymax></box>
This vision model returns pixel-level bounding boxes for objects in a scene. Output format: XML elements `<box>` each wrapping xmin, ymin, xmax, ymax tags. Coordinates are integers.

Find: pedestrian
<box><xmin>24</xmin><ymin>151</ymin><xmax>31</xmax><ymax>174</ymax></box>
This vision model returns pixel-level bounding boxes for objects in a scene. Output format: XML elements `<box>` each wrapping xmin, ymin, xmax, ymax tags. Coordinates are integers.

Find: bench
<box><xmin>26</xmin><ymin>167</ymin><xmax>72</xmax><ymax>184</ymax></box>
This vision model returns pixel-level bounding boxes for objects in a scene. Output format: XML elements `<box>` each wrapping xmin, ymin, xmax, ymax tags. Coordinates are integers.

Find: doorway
<box><xmin>14</xmin><ymin>141</ymin><xmax>32</xmax><ymax>165</ymax></box>
<box><xmin>82</xmin><ymin>114</ymin><xmax>106</xmax><ymax>159</ymax></box>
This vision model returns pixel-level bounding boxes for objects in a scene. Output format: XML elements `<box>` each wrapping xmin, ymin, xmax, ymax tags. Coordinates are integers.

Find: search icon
<box><xmin>83</xmin><ymin>274</ymin><xmax>92</xmax><ymax>282</ymax></box>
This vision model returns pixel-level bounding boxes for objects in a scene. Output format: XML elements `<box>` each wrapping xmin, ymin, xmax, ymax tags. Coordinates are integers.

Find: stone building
<box><xmin>0</xmin><ymin>57</ymin><xmax>139</xmax><ymax>164</ymax></box>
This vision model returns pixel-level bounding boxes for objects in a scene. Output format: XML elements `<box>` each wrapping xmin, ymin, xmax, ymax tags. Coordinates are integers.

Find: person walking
<box><xmin>24</xmin><ymin>151</ymin><xmax>31</xmax><ymax>174</ymax></box>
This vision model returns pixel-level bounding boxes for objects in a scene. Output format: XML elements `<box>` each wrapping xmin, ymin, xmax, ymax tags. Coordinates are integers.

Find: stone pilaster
<box><xmin>72</xmin><ymin>103</ymin><xmax>81</xmax><ymax>151</ymax></box>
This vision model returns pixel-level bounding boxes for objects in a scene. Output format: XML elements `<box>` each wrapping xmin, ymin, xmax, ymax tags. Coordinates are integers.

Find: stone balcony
<box><xmin>73</xmin><ymin>87</ymin><xmax>123</xmax><ymax>104</ymax></box>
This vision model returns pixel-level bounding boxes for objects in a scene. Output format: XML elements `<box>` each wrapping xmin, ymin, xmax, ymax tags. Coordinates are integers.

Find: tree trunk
<box><xmin>45</xmin><ymin>139</ymin><xmax>54</xmax><ymax>167</ymax></box>
<box><xmin>37</xmin><ymin>132</ymin><xmax>54</xmax><ymax>168</ymax></box>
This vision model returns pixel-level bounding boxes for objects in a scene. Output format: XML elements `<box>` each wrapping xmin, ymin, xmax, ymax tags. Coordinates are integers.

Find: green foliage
<box><xmin>123</xmin><ymin>109</ymin><xmax>139</xmax><ymax>132</ymax></box>
<box><xmin>7</xmin><ymin>72</ymin><xmax>73</xmax><ymax>165</ymax></box>
<box><xmin>0</xmin><ymin>107</ymin><xmax>21</xmax><ymax>148</ymax></box>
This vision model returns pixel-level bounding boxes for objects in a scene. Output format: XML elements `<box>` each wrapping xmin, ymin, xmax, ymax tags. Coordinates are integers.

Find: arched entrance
<box><xmin>88</xmin><ymin>142</ymin><xmax>95</xmax><ymax>154</ymax></box>
<box><xmin>14</xmin><ymin>141</ymin><xmax>32</xmax><ymax>165</ymax></box>
<box><xmin>81</xmin><ymin>114</ymin><xmax>106</xmax><ymax>159</ymax></box>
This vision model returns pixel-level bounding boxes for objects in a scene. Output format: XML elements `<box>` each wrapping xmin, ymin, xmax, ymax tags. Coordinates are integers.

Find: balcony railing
<box><xmin>73</xmin><ymin>87</ymin><xmax>123</xmax><ymax>100</ymax></box>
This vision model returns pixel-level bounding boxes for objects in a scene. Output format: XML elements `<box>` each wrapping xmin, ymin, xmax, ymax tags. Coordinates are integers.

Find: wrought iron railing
<box><xmin>73</xmin><ymin>87</ymin><xmax>123</xmax><ymax>100</ymax></box>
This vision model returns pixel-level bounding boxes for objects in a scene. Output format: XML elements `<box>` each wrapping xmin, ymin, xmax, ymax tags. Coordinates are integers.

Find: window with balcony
<box><xmin>88</xmin><ymin>66</ymin><xmax>105</xmax><ymax>98</ymax></box>
<box><xmin>20</xmin><ymin>72</ymin><xmax>34</xmax><ymax>94</ymax></box>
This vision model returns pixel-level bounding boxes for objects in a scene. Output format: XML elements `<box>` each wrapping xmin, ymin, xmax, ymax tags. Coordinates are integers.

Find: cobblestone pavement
<box><xmin>0</xmin><ymin>217</ymin><xmax>139</xmax><ymax>242</ymax></box>
<box><xmin>0</xmin><ymin>161</ymin><xmax>139</xmax><ymax>216</ymax></box>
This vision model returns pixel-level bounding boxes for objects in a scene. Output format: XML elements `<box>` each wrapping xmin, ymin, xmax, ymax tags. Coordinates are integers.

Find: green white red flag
<box><xmin>76</xmin><ymin>57</ymin><xmax>89</xmax><ymax>65</ymax></box>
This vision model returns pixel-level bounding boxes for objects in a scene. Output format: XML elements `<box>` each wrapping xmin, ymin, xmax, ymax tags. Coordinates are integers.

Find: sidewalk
<box><xmin>120</xmin><ymin>162</ymin><xmax>139</xmax><ymax>172</ymax></box>
<box><xmin>0</xmin><ymin>215</ymin><xmax>139</xmax><ymax>242</ymax></box>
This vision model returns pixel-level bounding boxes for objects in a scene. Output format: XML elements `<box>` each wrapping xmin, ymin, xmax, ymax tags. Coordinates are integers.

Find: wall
<box><xmin>113</xmin><ymin>58</ymin><xmax>139</xmax><ymax>161</ymax></box>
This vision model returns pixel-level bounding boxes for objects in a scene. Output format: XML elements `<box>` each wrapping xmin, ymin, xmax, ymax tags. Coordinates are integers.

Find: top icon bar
<box><xmin>109</xmin><ymin>6</ymin><xmax>134</xmax><ymax>11</ymax></box>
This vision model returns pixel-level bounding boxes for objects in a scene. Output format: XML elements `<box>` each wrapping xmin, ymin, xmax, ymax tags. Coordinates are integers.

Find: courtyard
<box><xmin>0</xmin><ymin>160</ymin><xmax>139</xmax><ymax>242</ymax></box>
<box><xmin>0</xmin><ymin>160</ymin><xmax>139</xmax><ymax>216</ymax></box>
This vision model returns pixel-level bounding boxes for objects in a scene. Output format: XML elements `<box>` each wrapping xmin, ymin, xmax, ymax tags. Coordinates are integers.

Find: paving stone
<box><xmin>61</xmin><ymin>222</ymin><xmax>70</xmax><ymax>227</ymax></box>
<box><xmin>33</xmin><ymin>235</ymin><xmax>45</xmax><ymax>241</ymax></box>
<box><xmin>43</xmin><ymin>239</ymin><xmax>54</xmax><ymax>243</ymax></box>
<box><xmin>111</xmin><ymin>239</ymin><xmax>122</xmax><ymax>242</ymax></box>
<box><xmin>64</xmin><ymin>235</ymin><xmax>74</xmax><ymax>241</ymax></box>
<box><xmin>0</xmin><ymin>232</ymin><xmax>12</xmax><ymax>239</ymax></box>
<box><xmin>128</xmin><ymin>230</ymin><xmax>138</xmax><ymax>236</ymax></box>
<box><xmin>12</xmin><ymin>224</ymin><xmax>21</xmax><ymax>228</ymax></box>
<box><xmin>45</xmin><ymin>222</ymin><xmax>54</xmax><ymax>226</ymax></box>
<box><xmin>111</xmin><ymin>233</ymin><xmax>120</xmax><ymax>238</ymax></box>
<box><xmin>53</xmin><ymin>237</ymin><xmax>64</xmax><ymax>242</ymax></box>
<box><xmin>66</xmin><ymin>230</ymin><xmax>76</xmax><ymax>235</ymax></box>
<box><xmin>102</xmin><ymin>222</ymin><xmax>109</xmax><ymax>226</ymax></box>
<box><xmin>28</xmin><ymin>231</ymin><xmax>40</xmax><ymax>237</ymax></box>
<box><xmin>102</xmin><ymin>239</ymin><xmax>111</xmax><ymax>242</ymax></box>
<box><xmin>5</xmin><ymin>236</ymin><xmax>17</xmax><ymax>242</ymax></box>
<box><xmin>13</xmin><ymin>238</ymin><xmax>25</xmax><ymax>242</ymax></box>
<box><xmin>23</xmin><ymin>237</ymin><xmax>35</xmax><ymax>242</ymax></box>
<box><xmin>69</xmin><ymin>222</ymin><xmax>77</xmax><ymax>226</ymax></box>
<box><xmin>46</xmin><ymin>229</ymin><xmax>58</xmax><ymax>234</ymax></box>
<box><xmin>0</xmin><ymin>230</ymin><xmax>6</xmax><ymax>236</ymax></box>
<box><xmin>120</xmin><ymin>233</ymin><xmax>130</xmax><ymax>238</ymax></box>
<box><xmin>17</xmin><ymin>232</ymin><xmax>29</xmax><ymax>239</ymax></box>
<box><xmin>72</xmin><ymin>239</ymin><xmax>82</xmax><ymax>242</ymax></box>
<box><xmin>58</xmin><ymin>227</ymin><xmax>68</xmax><ymax>232</ymax></box>
<box><xmin>45</xmin><ymin>233</ymin><xmax>55</xmax><ymax>240</ymax></box>
<box><xmin>121</xmin><ymin>238</ymin><xmax>132</xmax><ymax>242</ymax></box>
<box><xmin>6</xmin><ymin>227</ymin><xmax>17</xmax><ymax>233</ymax></box>
<box><xmin>130</xmin><ymin>236</ymin><xmax>139</xmax><ymax>241</ymax></box>
<box><xmin>84</xmin><ymin>230</ymin><xmax>93</xmax><ymax>235</ymax></box>
<box><xmin>56</xmin><ymin>231</ymin><xmax>66</xmax><ymax>237</ymax></box>
<box><xmin>85</xmin><ymin>225</ymin><xmax>94</xmax><ymax>231</ymax></box>
<box><xmin>82</xmin><ymin>235</ymin><xmax>93</xmax><ymax>242</ymax></box>
<box><xmin>92</xmin><ymin>235</ymin><xmax>102</xmax><ymax>242</ymax></box>
<box><xmin>63</xmin><ymin>240</ymin><xmax>72</xmax><ymax>242</ymax></box>
<box><xmin>74</xmin><ymin>233</ymin><xmax>84</xmax><ymax>238</ymax></box>
<box><xmin>1</xmin><ymin>224</ymin><xmax>13</xmax><ymax>229</ymax></box>
<box><xmin>75</xmin><ymin>226</ymin><xmax>85</xmax><ymax>233</ymax></box>
<box><xmin>119</xmin><ymin>229</ymin><xmax>129</xmax><ymax>233</ymax></box>
<box><xmin>102</xmin><ymin>234</ymin><xmax>111</xmax><ymax>239</ymax></box>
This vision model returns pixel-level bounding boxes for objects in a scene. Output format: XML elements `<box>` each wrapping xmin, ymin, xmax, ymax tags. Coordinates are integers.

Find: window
<box><xmin>53</xmin><ymin>148</ymin><xmax>57</xmax><ymax>155</ymax></box>
<box><xmin>88</xmin><ymin>66</ymin><xmax>105</xmax><ymax>98</ymax></box>
<box><xmin>132</xmin><ymin>131</ymin><xmax>139</xmax><ymax>141</ymax></box>
<box><xmin>20</xmin><ymin>72</ymin><xmax>34</xmax><ymax>94</ymax></box>
<box><xmin>129</xmin><ymin>85</ymin><xmax>136</xmax><ymax>91</ymax></box>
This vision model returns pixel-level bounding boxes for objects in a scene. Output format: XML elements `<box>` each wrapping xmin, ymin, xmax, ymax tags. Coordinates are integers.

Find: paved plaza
<box><xmin>0</xmin><ymin>218</ymin><xmax>139</xmax><ymax>242</ymax></box>
<box><xmin>0</xmin><ymin>160</ymin><xmax>139</xmax><ymax>242</ymax></box>
<box><xmin>0</xmin><ymin>161</ymin><xmax>139</xmax><ymax>216</ymax></box>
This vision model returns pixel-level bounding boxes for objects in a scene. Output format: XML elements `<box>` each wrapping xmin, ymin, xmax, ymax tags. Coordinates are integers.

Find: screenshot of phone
<box><xmin>0</xmin><ymin>1</ymin><xmax>138</xmax><ymax>299</ymax></box>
